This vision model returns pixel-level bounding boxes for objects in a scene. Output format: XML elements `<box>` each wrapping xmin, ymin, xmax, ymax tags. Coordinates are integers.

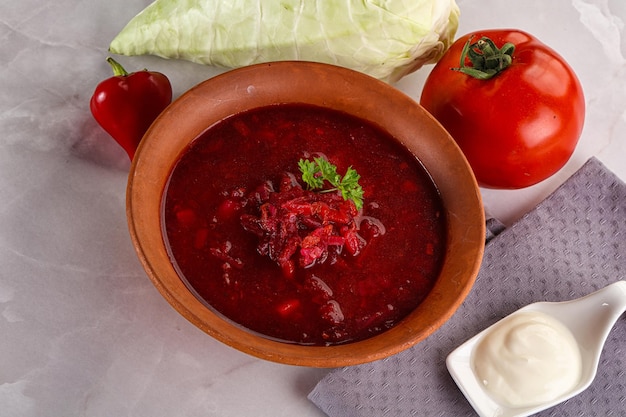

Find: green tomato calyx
<box><xmin>453</xmin><ymin>36</ymin><xmax>514</xmax><ymax>80</ymax></box>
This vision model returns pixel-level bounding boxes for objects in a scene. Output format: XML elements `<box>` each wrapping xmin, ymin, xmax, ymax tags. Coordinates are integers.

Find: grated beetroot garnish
<box><xmin>234</xmin><ymin>172</ymin><xmax>377</xmax><ymax>278</ymax></box>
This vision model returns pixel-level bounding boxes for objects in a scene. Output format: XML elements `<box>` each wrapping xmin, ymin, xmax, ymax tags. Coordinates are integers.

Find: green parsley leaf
<box><xmin>298</xmin><ymin>157</ymin><xmax>364</xmax><ymax>210</ymax></box>
<box><xmin>316</xmin><ymin>158</ymin><xmax>341</xmax><ymax>187</ymax></box>
<box><xmin>298</xmin><ymin>158</ymin><xmax>324</xmax><ymax>189</ymax></box>
<box><xmin>339</xmin><ymin>167</ymin><xmax>364</xmax><ymax>208</ymax></box>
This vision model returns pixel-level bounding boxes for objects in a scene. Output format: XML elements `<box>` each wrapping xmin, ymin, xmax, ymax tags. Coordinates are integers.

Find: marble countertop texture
<box><xmin>1</xmin><ymin>0</ymin><xmax>624</xmax><ymax>416</ymax></box>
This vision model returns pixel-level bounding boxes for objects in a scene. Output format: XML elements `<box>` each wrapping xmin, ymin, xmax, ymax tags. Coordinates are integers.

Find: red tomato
<box><xmin>420</xmin><ymin>29</ymin><xmax>585</xmax><ymax>189</ymax></box>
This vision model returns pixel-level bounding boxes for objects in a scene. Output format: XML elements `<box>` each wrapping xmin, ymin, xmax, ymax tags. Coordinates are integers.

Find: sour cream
<box><xmin>471</xmin><ymin>311</ymin><xmax>582</xmax><ymax>408</ymax></box>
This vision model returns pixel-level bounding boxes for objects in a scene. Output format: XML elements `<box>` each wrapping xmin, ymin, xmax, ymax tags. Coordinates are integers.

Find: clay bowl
<box><xmin>127</xmin><ymin>61</ymin><xmax>485</xmax><ymax>367</ymax></box>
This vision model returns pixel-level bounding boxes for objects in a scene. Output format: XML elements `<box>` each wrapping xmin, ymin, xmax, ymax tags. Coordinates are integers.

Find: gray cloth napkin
<box><xmin>309</xmin><ymin>157</ymin><xmax>626</xmax><ymax>417</ymax></box>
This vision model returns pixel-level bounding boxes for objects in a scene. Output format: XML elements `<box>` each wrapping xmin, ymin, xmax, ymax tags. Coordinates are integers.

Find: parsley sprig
<box><xmin>298</xmin><ymin>157</ymin><xmax>364</xmax><ymax>210</ymax></box>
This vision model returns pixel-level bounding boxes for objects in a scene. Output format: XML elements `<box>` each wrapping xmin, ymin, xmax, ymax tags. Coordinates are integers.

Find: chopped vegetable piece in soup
<box><xmin>162</xmin><ymin>104</ymin><xmax>446</xmax><ymax>345</ymax></box>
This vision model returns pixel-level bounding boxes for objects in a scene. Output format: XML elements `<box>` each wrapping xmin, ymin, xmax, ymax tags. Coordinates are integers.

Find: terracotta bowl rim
<box><xmin>126</xmin><ymin>61</ymin><xmax>485</xmax><ymax>367</ymax></box>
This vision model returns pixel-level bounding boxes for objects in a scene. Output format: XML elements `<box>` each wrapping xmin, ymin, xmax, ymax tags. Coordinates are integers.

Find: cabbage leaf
<box><xmin>109</xmin><ymin>0</ymin><xmax>460</xmax><ymax>83</ymax></box>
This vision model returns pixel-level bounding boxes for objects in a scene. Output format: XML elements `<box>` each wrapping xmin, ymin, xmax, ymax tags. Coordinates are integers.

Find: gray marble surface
<box><xmin>1</xmin><ymin>0</ymin><xmax>625</xmax><ymax>416</ymax></box>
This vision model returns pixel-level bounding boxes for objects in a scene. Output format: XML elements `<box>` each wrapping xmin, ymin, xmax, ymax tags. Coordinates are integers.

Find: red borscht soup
<box><xmin>162</xmin><ymin>104</ymin><xmax>446</xmax><ymax>346</ymax></box>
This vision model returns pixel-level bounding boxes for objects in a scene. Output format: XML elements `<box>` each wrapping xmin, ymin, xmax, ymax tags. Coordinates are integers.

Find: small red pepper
<box><xmin>90</xmin><ymin>57</ymin><xmax>172</xmax><ymax>160</ymax></box>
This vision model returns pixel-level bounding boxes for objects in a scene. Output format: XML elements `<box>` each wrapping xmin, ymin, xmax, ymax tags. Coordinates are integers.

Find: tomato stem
<box><xmin>106</xmin><ymin>57</ymin><xmax>129</xmax><ymax>77</ymax></box>
<box><xmin>453</xmin><ymin>36</ymin><xmax>515</xmax><ymax>80</ymax></box>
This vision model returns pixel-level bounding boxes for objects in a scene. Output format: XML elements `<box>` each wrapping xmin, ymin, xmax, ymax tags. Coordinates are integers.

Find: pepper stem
<box><xmin>106</xmin><ymin>57</ymin><xmax>129</xmax><ymax>77</ymax></box>
<box><xmin>452</xmin><ymin>36</ymin><xmax>515</xmax><ymax>80</ymax></box>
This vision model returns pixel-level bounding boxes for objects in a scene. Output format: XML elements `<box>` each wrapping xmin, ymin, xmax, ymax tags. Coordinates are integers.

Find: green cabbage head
<box><xmin>109</xmin><ymin>0</ymin><xmax>460</xmax><ymax>83</ymax></box>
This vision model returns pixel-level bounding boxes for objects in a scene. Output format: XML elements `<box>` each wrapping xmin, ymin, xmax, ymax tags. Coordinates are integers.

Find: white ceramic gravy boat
<box><xmin>446</xmin><ymin>280</ymin><xmax>626</xmax><ymax>417</ymax></box>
